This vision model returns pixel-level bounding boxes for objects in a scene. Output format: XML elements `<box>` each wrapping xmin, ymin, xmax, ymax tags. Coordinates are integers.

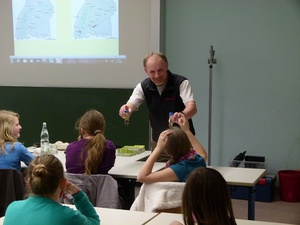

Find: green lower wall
<box><xmin>0</xmin><ymin>86</ymin><xmax>149</xmax><ymax>148</ymax></box>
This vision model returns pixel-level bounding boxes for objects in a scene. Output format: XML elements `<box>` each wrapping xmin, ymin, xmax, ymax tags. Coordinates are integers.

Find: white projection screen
<box><xmin>0</xmin><ymin>0</ymin><xmax>164</xmax><ymax>88</ymax></box>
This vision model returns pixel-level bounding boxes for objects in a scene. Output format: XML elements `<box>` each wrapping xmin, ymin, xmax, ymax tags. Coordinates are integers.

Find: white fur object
<box><xmin>130</xmin><ymin>182</ymin><xmax>185</xmax><ymax>212</ymax></box>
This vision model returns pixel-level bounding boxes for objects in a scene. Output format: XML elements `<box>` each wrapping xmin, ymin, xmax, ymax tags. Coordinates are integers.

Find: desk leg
<box><xmin>115</xmin><ymin>178</ymin><xmax>137</xmax><ymax>210</ymax></box>
<box><xmin>128</xmin><ymin>179</ymin><xmax>137</xmax><ymax>208</ymax></box>
<box><xmin>248</xmin><ymin>186</ymin><xmax>256</xmax><ymax>220</ymax></box>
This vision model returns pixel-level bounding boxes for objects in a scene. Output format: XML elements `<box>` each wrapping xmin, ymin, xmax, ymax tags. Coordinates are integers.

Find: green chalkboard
<box><xmin>0</xmin><ymin>86</ymin><xmax>149</xmax><ymax>149</ymax></box>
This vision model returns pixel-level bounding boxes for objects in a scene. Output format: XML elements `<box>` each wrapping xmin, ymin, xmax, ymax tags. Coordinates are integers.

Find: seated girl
<box><xmin>66</xmin><ymin>109</ymin><xmax>116</xmax><ymax>174</ymax></box>
<box><xmin>169</xmin><ymin>167</ymin><xmax>237</xmax><ymax>225</ymax></box>
<box><xmin>0</xmin><ymin>110</ymin><xmax>35</xmax><ymax>171</ymax></box>
<box><xmin>137</xmin><ymin>112</ymin><xmax>207</xmax><ymax>183</ymax></box>
<box><xmin>4</xmin><ymin>154</ymin><xmax>100</xmax><ymax>225</ymax></box>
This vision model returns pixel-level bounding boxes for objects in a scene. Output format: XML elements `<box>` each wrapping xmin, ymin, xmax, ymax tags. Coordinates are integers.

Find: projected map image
<box><xmin>10</xmin><ymin>0</ymin><xmax>122</xmax><ymax>64</ymax></box>
<box><xmin>14</xmin><ymin>0</ymin><xmax>55</xmax><ymax>40</ymax></box>
<box><xmin>73</xmin><ymin>0</ymin><xmax>118</xmax><ymax>39</ymax></box>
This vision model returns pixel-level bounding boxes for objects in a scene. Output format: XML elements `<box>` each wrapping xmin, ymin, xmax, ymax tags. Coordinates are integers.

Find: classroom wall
<box><xmin>1</xmin><ymin>1</ymin><xmax>299</xmax><ymax>179</ymax></box>
<box><xmin>164</xmin><ymin>0</ymin><xmax>300</xmax><ymax>176</ymax></box>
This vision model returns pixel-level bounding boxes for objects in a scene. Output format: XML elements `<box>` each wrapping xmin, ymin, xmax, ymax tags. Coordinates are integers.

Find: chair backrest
<box><xmin>0</xmin><ymin>169</ymin><xmax>24</xmax><ymax>217</ymax></box>
<box><xmin>130</xmin><ymin>182</ymin><xmax>185</xmax><ymax>213</ymax></box>
<box><xmin>62</xmin><ymin>173</ymin><xmax>122</xmax><ymax>209</ymax></box>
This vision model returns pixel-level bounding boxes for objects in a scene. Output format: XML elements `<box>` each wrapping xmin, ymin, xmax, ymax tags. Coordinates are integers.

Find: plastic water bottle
<box><xmin>124</xmin><ymin>110</ymin><xmax>130</xmax><ymax>126</ymax></box>
<box><xmin>40</xmin><ymin>122</ymin><xmax>50</xmax><ymax>154</ymax></box>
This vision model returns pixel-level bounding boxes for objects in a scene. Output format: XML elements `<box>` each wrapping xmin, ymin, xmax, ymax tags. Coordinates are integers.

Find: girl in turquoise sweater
<box><xmin>4</xmin><ymin>154</ymin><xmax>100</xmax><ymax>225</ymax></box>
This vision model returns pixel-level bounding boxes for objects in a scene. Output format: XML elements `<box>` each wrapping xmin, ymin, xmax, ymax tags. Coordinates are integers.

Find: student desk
<box><xmin>208</xmin><ymin>166</ymin><xmax>266</xmax><ymax>220</ymax></box>
<box><xmin>145</xmin><ymin>212</ymin><xmax>295</xmax><ymax>225</ymax></box>
<box><xmin>32</xmin><ymin>150</ymin><xmax>266</xmax><ymax>219</ymax></box>
<box><xmin>68</xmin><ymin>204</ymin><xmax>158</xmax><ymax>225</ymax></box>
<box><xmin>106</xmin><ymin>152</ymin><xmax>266</xmax><ymax>219</ymax></box>
<box><xmin>108</xmin><ymin>151</ymin><xmax>165</xmax><ymax>179</ymax></box>
<box><xmin>55</xmin><ymin>150</ymin><xmax>165</xmax><ymax>177</ymax></box>
<box><xmin>235</xmin><ymin>220</ymin><xmax>295</xmax><ymax>225</ymax></box>
<box><xmin>0</xmin><ymin>205</ymin><xmax>158</xmax><ymax>225</ymax></box>
<box><xmin>0</xmin><ymin>211</ymin><xmax>295</xmax><ymax>225</ymax></box>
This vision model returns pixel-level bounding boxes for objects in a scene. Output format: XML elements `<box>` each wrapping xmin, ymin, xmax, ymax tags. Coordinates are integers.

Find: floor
<box><xmin>232</xmin><ymin>188</ymin><xmax>300</xmax><ymax>224</ymax></box>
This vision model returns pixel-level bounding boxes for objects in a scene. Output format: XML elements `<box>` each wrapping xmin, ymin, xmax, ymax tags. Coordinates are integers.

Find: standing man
<box><xmin>119</xmin><ymin>52</ymin><xmax>197</xmax><ymax>160</ymax></box>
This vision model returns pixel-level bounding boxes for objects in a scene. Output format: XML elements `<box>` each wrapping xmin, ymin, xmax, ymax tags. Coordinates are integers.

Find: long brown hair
<box><xmin>182</xmin><ymin>167</ymin><xmax>237</xmax><ymax>225</ymax></box>
<box><xmin>77</xmin><ymin>109</ymin><xmax>106</xmax><ymax>174</ymax></box>
<box><xmin>165</xmin><ymin>126</ymin><xmax>191</xmax><ymax>166</ymax></box>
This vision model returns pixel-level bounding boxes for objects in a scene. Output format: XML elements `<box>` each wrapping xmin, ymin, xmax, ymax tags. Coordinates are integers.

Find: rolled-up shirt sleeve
<box><xmin>179</xmin><ymin>80</ymin><xmax>195</xmax><ymax>104</ymax></box>
<box><xmin>127</xmin><ymin>83</ymin><xmax>145</xmax><ymax>109</ymax></box>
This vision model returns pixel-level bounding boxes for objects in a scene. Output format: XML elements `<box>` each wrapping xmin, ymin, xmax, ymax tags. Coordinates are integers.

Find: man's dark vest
<box><xmin>141</xmin><ymin>71</ymin><xmax>196</xmax><ymax>141</ymax></box>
